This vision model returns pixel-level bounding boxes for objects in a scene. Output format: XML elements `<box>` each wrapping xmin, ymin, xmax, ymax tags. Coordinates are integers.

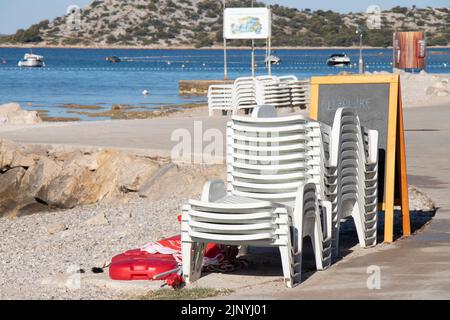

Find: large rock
<box><xmin>37</xmin><ymin>175</ymin><xmax>82</xmax><ymax>208</ymax></box>
<box><xmin>409</xmin><ymin>185</ymin><xmax>436</xmax><ymax>212</ymax></box>
<box><xmin>0</xmin><ymin>103</ymin><xmax>42</xmax><ymax>125</ymax></box>
<box><xmin>34</xmin><ymin>150</ymin><xmax>160</xmax><ymax>208</ymax></box>
<box><xmin>0</xmin><ymin>167</ymin><xmax>26</xmax><ymax>196</ymax></box>
<box><xmin>0</xmin><ymin>140</ymin><xmax>176</xmax><ymax>215</ymax></box>
<box><xmin>18</xmin><ymin>157</ymin><xmax>63</xmax><ymax>204</ymax></box>
<box><xmin>60</xmin><ymin>150</ymin><xmax>105</xmax><ymax>172</ymax></box>
<box><xmin>117</xmin><ymin>157</ymin><xmax>160</xmax><ymax>192</ymax></box>
<box><xmin>139</xmin><ymin>164</ymin><xmax>226</xmax><ymax>201</ymax></box>
<box><xmin>36</xmin><ymin>152</ymin><xmax>114</xmax><ymax>208</ymax></box>
<box><xmin>0</xmin><ymin>139</ymin><xmax>37</xmax><ymax>171</ymax></box>
<box><xmin>0</xmin><ymin>167</ymin><xmax>27</xmax><ymax>216</ymax></box>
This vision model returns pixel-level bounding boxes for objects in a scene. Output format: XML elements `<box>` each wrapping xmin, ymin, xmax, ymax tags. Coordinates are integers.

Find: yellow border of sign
<box><xmin>309</xmin><ymin>74</ymin><xmax>410</xmax><ymax>243</ymax></box>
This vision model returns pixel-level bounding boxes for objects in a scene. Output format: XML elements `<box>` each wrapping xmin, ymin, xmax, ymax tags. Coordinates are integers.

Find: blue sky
<box><xmin>0</xmin><ymin>0</ymin><xmax>449</xmax><ymax>35</ymax></box>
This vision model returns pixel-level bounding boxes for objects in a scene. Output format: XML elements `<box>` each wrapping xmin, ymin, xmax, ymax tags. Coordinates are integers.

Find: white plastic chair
<box><xmin>232</xmin><ymin>77</ymin><xmax>257</xmax><ymax>115</ymax></box>
<box><xmin>327</xmin><ymin>108</ymin><xmax>379</xmax><ymax>256</ymax></box>
<box><xmin>208</xmin><ymin>84</ymin><xmax>234</xmax><ymax>116</ymax></box>
<box><xmin>254</xmin><ymin>77</ymin><xmax>292</xmax><ymax>109</ymax></box>
<box><xmin>182</xmin><ymin>105</ymin><xmax>332</xmax><ymax>288</ymax></box>
<box><xmin>289</xmin><ymin>80</ymin><xmax>310</xmax><ymax>108</ymax></box>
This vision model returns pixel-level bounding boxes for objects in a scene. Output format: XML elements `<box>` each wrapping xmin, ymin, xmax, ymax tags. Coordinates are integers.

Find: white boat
<box><xmin>18</xmin><ymin>53</ymin><xmax>45</xmax><ymax>67</ymax></box>
<box><xmin>327</xmin><ymin>53</ymin><xmax>351</xmax><ymax>66</ymax></box>
<box><xmin>266</xmin><ymin>55</ymin><xmax>281</xmax><ymax>65</ymax></box>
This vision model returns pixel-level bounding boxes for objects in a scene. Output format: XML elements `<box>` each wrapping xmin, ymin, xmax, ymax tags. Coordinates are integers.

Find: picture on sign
<box><xmin>224</xmin><ymin>8</ymin><xmax>271</xmax><ymax>40</ymax></box>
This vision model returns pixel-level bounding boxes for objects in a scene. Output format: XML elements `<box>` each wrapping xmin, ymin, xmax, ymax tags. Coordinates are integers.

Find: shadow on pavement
<box><xmin>206</xmin><ymin>209</ymin><xmax>436</xmax><ymax>281</ymax></box>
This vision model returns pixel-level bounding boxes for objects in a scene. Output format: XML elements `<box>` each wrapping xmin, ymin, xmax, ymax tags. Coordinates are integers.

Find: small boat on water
<box><xmin>106</xmin><ymin>56</ymin><xmax>121</xmax><ymax>63</ymax></box>
<box><xmin>327</xmin><ymin>53</ymin><xmax>351</xmax><ymax>66</ymax></box>
<box><xmin>266</xmin><ymin>55</ymin><xmax>281</xmax><ymax>65</ymax></box>
<box><xmin>18</xmin><ymin>53</ymin><xmax>45</xmax><ymax>67</ymax></box>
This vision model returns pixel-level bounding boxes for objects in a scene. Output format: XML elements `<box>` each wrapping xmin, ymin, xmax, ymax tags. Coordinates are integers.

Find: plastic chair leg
<box><xmin>182</xmin><ymin>241</ymin><xmax>206</xmax><ymax>283</ymax></box>
<box><xmin>279</xmin><ymin>245</ymin><xmax>294</xmax><ymax>288</ymax></box>
<box><xmin>352</xmin><ymin>204</ymin><xmax>367</xmax><ymax>248</ymax></box>
<box><xmin>312</xmin><ymin>218</ymin><xmax>325</xmax><ymax>270</ymax></box>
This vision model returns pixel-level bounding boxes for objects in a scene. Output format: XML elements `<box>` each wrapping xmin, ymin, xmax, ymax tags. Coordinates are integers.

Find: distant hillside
<box><xmin>1</xmin><ymin>0</ymin><xmax>449</xmax><ymax>47</ymax></box>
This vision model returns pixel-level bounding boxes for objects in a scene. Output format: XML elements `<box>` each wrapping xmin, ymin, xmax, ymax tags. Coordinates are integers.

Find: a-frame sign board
<box><xmin>309</xmin><ymin>74</ymin><xmax>410</xmax><ymax>243</ymax></box>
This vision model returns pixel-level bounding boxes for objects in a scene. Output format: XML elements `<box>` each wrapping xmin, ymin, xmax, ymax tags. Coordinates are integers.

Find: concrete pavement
<box><xmin>0</xmin><ymin>116</ymin><xmax>230</xmax><ymax>159</ymax></box>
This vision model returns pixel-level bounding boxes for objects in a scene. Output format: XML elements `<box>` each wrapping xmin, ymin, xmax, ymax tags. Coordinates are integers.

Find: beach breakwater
<box><xmin>0</xmin><ymin>139</ymin><xmax>225</xmax><ymax>217</ymax></box>
<box><xmin>179</xmin><ymin>80</ymin><xmax>233</xmax><ymax>96</ymax></box>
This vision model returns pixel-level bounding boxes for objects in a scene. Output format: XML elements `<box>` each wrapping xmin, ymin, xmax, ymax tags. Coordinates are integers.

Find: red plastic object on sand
<box><xmin>110</xmin><ymin>239</ymin><xmax>180</xmax><ymax>281</ymax></box>
<box><xmin>109</xmin><ymin>233</ymin><xmax>224</xmax><ymax>281</ymax></box>
<box><xmin>109</xmin><ymin>257</ymin><xmax>179</xmax><ymax>281</ymax></box>
<box><xmin>111</xmin><ymin>249</ymin><xmax>175</xmax><ymax>264</ymax></box>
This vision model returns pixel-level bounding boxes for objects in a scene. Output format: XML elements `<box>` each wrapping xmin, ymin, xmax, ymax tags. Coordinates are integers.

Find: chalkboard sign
<box><xmin>315</xmin><ymin>83</ymin><xmax>389</xmax><ymax>150</ymax></box>
<box><xmin>309</xmin><ymin>74</ymin><xmax>410</xmax><ymax>243</ymax></box>
<box><xmin>314</xmin><ymin>82</ymin><xmax>390</xmax><ymax>203</ymax></box>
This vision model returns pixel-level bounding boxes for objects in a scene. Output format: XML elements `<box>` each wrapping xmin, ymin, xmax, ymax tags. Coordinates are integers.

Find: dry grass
<box><xmin>131</xmin><ymin>288</ymin><xmax>234</xmax><ymax>300</ymax></box>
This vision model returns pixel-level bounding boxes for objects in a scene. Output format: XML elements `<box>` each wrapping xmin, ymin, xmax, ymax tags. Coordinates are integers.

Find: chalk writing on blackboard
<box><xmin>325</xmin><ymin>96</ymin><xmax>372</xmax><ymax>112</ymax></box>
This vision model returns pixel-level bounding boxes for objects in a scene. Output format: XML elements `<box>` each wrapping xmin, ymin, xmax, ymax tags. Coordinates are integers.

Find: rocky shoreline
<box><xmin>0</xmin><ymin>138</ymin><xmax>226</xmax><ymax>218</ymax></box>
<box><xmin>0</xmin><ymin>103</ymin><xmax>42</xmax><ymax>125</ymax></box>
<box><xmin>36</xmin><ymin>103</ymin><xmax>207</xmax><ymax>122</ymax></box>
<box><xmin>0</xmin><ymin>102</ymin><xmax>207</xmax><ymax>123</ymax></box>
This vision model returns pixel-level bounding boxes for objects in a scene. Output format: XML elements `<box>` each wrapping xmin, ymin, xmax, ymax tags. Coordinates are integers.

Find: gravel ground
<box><xmin>0</xmin><ymin>190</ymin><xmax>435</xmax><ymax>300</ymax></box>
<box><xmin>0</xmin><ymin>195</ymin><xmax>189</xmax><ymax>300</ymax></box>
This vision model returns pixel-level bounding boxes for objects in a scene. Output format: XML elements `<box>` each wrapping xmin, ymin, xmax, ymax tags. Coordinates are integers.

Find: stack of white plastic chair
<box><xmin>289</xmin><ymin>79</ymin><xmax>310</xmax><ymax>108</ymax></box>
<box><xmin>362</xmin><ymin>127</ymin><xmax>379</xmax><ymax>226</ymax></box>
<box><xmin>207</xmin><ymin>75</ymin><xmax>310</xmax><ymax>116</ymax></box>
<box><xmin>232</xmin><ymin>77</ymin><xmax>257</xmax><ymax>114</ymax></box>
<box><xmin>326</xmin><ymin>108</ymin><xmax>379</xmax><ymax>257</ymax></box>
<box><xmin>181</xmin><ymin>105</ymin><xmax>333</xmax><ymax>288</ymax></box>
<box><xmin>208</xmin><ymin>84</ymin><xmax>234</xmax><ymax>116</ymax></box>
<box><xmin>306</xmin><ymin>121</ymin><xmax>332</xmax><ymax>207</ymax></box>
<box><xmin>278</xmin><ymin>75</ymin><xmax>298</xmax><ymax>83</ymax></box>
<box><xmin>316</xmin><ymin>122</ymin><xmax>337</xmax><ymax>222</ymax></box>
<box><xmin>254</xmin><ymin>77</ymin><xmax>292</xmax><ymax>109</ymax></box>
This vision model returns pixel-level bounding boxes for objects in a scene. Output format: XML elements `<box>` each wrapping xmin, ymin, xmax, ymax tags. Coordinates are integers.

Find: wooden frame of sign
<box><xmin>309</xmin><ymin>74</ymin><xmax>410</xmax><ymax>243</ymax></box>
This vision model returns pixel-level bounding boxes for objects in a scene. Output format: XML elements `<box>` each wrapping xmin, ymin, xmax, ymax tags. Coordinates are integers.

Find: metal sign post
<box><xmin>224</xmin><ymin>38</ymin><xmax>228</xmax><ymax>80</ymax></box>
<box><xmin>356</xmin><ymin>26</ymin><xmax>365</xmax><ymax>74</ymax></box>
<box><xmin>223</xmin><ymin>0</ymin><xmax>228</xmax><ymax>80</ymax></box>
<box><xmin>268</xmin><ymin>35</ymin><xmax>272</xmax><ymax>76</ymax></box>
<box><xmin>251</xmin><ymin>40</ymin><xmax>255</xmax><ymax>77</ymax></box>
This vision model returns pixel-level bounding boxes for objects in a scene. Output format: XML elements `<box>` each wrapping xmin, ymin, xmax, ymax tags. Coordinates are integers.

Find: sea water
<box><xmin>0</xmin><ymin>47</ymin><xmax>449</xmax><ymax>120</ymax></box>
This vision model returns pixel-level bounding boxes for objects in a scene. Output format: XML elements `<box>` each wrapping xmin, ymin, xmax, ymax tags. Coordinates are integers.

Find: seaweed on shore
<box><xmin>63</xmin><ymin>103</ymin><xmax>206</xmax><ymax>120</ymax></box>
<box><xmin>63</xmin><ymin>104</ymin><xmax>105</xmax><ymax>110</ymax></box>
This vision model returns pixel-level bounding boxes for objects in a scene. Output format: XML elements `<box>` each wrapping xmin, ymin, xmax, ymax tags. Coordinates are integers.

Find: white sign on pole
<box><xmin>224</xmin><ymin>8</ymin><xmax>271</xmax><ymax>40</ymax></box>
